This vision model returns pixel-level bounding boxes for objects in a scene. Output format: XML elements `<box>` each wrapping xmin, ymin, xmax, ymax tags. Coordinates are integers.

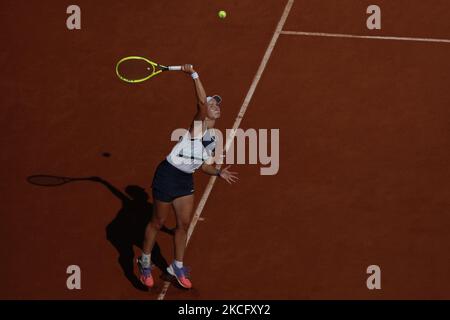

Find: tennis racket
<box><xmin>27</xmin><ymin>175</ymin><xmax>93</xmax><ymax>187</ymax></box>
<box><xmin>116</xmin><ymin>56</ymin><xmax>183</xmax><ymax>83</ymax></box>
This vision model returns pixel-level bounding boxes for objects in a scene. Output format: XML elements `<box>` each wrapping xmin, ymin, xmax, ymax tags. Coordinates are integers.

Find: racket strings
<box><xmin>117</xmin><ymin>58</ymin><xmax>156</xmax><ymax>82</ymax></box>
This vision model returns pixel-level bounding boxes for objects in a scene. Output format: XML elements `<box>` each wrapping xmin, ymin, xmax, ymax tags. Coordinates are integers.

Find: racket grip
<box><xmin>168</xmin><ymin>66</ymin><xmax>182</xmax><ymax>71</ymax></box>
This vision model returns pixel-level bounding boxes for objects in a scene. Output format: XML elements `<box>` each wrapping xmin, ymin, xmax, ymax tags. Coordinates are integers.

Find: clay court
<box><xmin>1</xmin><ymin>0</ymin><xmax>449</xmax><ymax>299</ymax></box>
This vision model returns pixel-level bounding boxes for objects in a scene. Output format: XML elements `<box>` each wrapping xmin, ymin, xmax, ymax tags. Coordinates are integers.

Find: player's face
<box><xmin>207</xmin><ymin>100</ymin><xmax>221</xmax><ymax>119</ymax></box>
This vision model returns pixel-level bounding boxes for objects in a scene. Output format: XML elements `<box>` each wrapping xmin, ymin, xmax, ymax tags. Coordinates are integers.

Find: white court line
<box><xmin>156</xmin><ymin>0</ymin><xmax>295</xmax><ymax>300</ymax></box>
<box><xmin>281</xmin><ymin>30</ymin><xmax>450</xmax><ymax>44</ymax></box>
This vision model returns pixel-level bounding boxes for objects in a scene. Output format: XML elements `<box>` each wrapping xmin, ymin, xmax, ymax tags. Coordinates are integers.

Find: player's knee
<box><xmin>150</xmin><ymin>217</ymin><xmax>165</xmax><ymax>230</ymax></box>
<box><xmin>176</xmin><ymin>221</ymin><xmax>189</xmax><ymax>232</ymax></box>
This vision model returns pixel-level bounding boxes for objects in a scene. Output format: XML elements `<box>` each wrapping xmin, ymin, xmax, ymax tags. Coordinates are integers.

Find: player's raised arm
<box><xmin>182</xmin><ymin>64</ymin><xmax>207</xmax><ymax>121</ymax></box>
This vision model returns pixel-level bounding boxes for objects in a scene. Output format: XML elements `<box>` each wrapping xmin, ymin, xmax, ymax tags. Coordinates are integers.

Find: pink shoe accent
<box><xmin>167</xmin><ymin>264</ymin><xmax>192</xmax><ymax>289</ymax></box>
<box><xmin>139</xmin><ymin>274</ymin><xmax>154</xmax><ymax>288</ymax></box>
<box><xmin>137</xmin><ymin>258</ymin><xmax>154</xmax><ymax>288</ymax></box>
<box><xmin>177</xmin><ymin>276</ymin><xmax>192</xmax><ymax>289</ymax></box>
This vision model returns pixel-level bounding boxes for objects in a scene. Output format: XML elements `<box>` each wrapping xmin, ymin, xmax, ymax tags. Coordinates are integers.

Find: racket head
<box><xmin>27</xmin><ymin>175</ymin><xmax>74</xmax><ymax>186</ymax></box>
<box><xmin>26</xmin><ymin>175</ymin><xmax>92</xmax><ymax>187</ymax></box>
<box><xmin>116</xmin><ymin>56</ymin><xmax>164</xmax><ymax>83</ymax></box>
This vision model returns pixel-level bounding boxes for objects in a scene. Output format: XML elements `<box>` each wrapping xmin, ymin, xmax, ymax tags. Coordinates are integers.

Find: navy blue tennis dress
<box><xmin>152</xmin><ymin>128</ymin><xmax>216</xmax><ymax>202</ymax></box>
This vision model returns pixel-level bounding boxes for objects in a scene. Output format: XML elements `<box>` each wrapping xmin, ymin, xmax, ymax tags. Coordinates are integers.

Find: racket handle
<box><xmin>168</xmin><ymin>66</ymin><xmax>182</xmax><ymax>71</ymax></box>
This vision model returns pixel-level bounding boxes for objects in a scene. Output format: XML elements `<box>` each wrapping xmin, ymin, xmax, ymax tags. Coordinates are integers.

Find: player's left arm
<box><xmin>201</xmin><ymin>163</ymin><xmax>239</xmax><ymax>184</ymax></box>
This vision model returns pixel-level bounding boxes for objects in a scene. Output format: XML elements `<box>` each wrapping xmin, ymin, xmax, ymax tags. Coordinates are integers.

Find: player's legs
<box><xmin>138</xmin><ymin>198</ymin><xmax>172</xmax><ymax>287</ymax></box>
<box><xmin>172</xmin><ymin>194</ymin><xmax>194</xmax><ymax>261</ymax></box>
<box><xmin>143</xmin><ymin>198</ymin><xmax>172</xmax><ymax>254</ymax></box>
<box><xmin>167</xmin><ymin>194</ymin><xmax>194</xmax><ymax>288</ymax></box>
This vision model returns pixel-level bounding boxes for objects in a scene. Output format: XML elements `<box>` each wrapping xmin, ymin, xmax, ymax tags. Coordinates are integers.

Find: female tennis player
<box><xmin>137</xmin><ymin>64</ymin><xmax>238</xmax><ymax>289</ymax></box>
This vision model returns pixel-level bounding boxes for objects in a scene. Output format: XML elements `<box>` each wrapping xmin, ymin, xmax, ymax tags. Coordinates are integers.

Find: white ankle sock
<box><xmin>174</xmin><ymin>260</ymin><xmax>183</xmax><ymax>268</ymax></box>
<box><xmin>141</xmin><ymin>253</ymin><xmax>151</xmax><ymax>267</ymax></box>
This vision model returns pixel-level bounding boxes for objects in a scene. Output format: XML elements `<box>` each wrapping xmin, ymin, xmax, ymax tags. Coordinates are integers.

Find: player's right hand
<box><xmin>182</xmin><ymin>64</ymin><xmax>195</xmax><ymax>74</ymax></box>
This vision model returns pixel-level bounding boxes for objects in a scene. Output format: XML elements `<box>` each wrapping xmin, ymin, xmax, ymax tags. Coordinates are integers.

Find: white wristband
<box><xmin>191</xmin><ymin>72</ymin><xmax>199</xmax><ymax>79</ymax></box>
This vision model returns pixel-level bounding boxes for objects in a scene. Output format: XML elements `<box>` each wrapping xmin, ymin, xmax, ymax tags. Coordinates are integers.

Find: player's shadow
<box><xmin>90</xmin><ymin>177</ymin><xmax>173</xmax><ymax>291</ymax></box>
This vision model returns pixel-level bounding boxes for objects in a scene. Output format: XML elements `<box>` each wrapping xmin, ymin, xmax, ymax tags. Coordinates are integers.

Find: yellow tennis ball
<box><xmin>218</xmin><ymin>10</ymin><xmax>227</xmax><ymax>19</ymax></box>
